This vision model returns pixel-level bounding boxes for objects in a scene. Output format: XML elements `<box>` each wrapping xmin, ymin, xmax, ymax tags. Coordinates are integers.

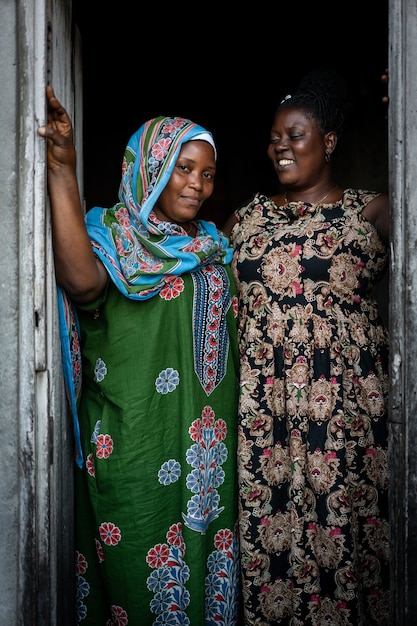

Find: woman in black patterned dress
<box><xmin>223</xmin><ymin>69</ymin><xmax>390</xmax><ymax>626</ymax></box>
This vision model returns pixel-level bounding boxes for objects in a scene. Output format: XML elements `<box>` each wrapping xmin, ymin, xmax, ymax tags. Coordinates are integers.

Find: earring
<box><xmin>325</xmin><ymin>152</ymin><xmax>331</xmax><ymax>163</ymax></box>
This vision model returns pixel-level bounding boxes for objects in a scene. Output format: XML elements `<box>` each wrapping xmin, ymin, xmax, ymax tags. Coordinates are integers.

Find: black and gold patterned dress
<box><xmin>229</xmin><ymin>188</ymin><xmax>389</xmax><ymax>626</ymax></box>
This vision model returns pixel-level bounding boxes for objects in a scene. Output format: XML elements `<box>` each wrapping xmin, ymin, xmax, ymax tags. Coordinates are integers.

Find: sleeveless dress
<box><xmin>73</xmin><ymin>265</ymin><xmax>241</xmax><ymax>624</ymax></box>
<box><xmin>229</xmin><ymin>188</ymin><xmax>389</xmax><ymax>625</ymax></box>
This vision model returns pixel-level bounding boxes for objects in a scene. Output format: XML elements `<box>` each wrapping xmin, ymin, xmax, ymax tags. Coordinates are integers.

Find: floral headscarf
<box><xmin>85</xmin><ymin>116</ymin><xmax>232</xmax><ymax>299</ymax></box>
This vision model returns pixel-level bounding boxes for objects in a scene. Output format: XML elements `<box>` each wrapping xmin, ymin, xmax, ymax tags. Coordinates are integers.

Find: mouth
<box><xmin>277</xmin><ymin>159</ymin><xmax>295</xmax><ymax>167</ymax></box>
<box><xmin>182</xmin><ymin>196</ymin><xmax>201</xmax><ymax>207</ymax></box>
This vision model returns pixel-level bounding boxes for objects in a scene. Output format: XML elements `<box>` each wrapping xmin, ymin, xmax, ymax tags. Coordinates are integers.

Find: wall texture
<box><xmin>0</xmin><ymin>1</ymin><xmax>79</xmax><ymax>623</ymax></box>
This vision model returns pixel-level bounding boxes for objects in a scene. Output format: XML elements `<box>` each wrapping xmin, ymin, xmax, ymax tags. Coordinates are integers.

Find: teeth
<box><xmin>278</xmin><ymin>159</ymin><xmax>294</xmax><ymax>166</ymax></box>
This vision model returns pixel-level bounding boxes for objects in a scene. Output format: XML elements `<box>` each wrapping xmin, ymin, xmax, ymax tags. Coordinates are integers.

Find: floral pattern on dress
<box><xmin>145</xmin><ymin>522</ymin><xmax>240</xmax><ymax>624</ymax></box>
<box><xmin>192</xmin><ymin>265</ymin><xmax>233</xmax><ymax>394</ymax></box>
<box><xmin>231</xmin><ymin>189</ymin><xmax>389</xmax><ymax>626</ymax></box>
<box><xmin>74</xmin><ymin>265</ymin><xmax>240</xmax><ymax>623</ymax></box>
<box><xmin>183</xmin><ymin>406</ymin><xmax>228</xmax><ymax>533</ymax></box>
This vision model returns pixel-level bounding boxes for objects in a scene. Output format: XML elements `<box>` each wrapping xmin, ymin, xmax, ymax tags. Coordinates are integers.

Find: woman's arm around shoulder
<box><xmin>361</xmin><ymin>192</ymin><xmax>390</xmax><ymax>245</ymax></box>
<box><xmin>38</xmin><ymin>86</ymin><xmax>108</xmax><ymax>302</ymax></box>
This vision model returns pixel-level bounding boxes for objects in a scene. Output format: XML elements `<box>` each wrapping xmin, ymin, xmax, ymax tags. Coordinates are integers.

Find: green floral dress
<box><xmin>229</xmin><ymin>189</ymin><xmax>389</xmax><ymax>626</ymax></box>
<box><xmin>73</xmin><ymin>264</ymin><xmax>241</xmax><ymax>624</ymax></box>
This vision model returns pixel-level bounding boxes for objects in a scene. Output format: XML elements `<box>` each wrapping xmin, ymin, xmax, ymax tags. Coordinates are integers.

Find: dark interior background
<box><xmin>73</xmin><ymin>3</ymin><xmax>389</xmax><ymax>228</ymax></box>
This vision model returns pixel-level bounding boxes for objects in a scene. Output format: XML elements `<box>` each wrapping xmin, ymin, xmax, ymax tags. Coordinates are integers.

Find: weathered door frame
<box><xmin>388</xmin><ymin>0</ymin><xmax>417</xmax><ymax>622</ymax></box>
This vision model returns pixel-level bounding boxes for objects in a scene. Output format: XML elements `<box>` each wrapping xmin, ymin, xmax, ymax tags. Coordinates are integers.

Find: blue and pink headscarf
<box><xmin>85</xmin><ymin>115</ymin><xmax>232</xmax><ymax>298</ymax></box>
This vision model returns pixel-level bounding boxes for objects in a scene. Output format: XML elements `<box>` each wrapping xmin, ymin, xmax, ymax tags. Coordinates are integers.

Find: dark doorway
<box><xmin>74</xmin><ymin>4</ymin><xmax>389</xmax><ymax>227</ymax></box>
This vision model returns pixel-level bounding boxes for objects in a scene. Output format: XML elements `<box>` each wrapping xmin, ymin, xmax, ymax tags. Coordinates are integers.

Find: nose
<box><xmin>273</xmin><ymin>137</ymin><xmax>288</xmax><ymax>152</ymax></box>
<box><xmin>189</xmin><ymin>174</ymin><xmax>203</xmax><ymax>190</ymax></box>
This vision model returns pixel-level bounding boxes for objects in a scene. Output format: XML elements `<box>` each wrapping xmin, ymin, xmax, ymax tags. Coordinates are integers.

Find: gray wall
<box><xmin>388</xmin><ymin>0</ymin><xmax>417</xmax><ymax>622</ymax></box>
<box><xmin>0</xmin><ymin>0</ymin><xmax>21</xmax><ymax>616</ymax></box>
<box><xmin>0</xmin><ymin>1</ymin><xmax>81</xmax><ymax>623</ymax></box>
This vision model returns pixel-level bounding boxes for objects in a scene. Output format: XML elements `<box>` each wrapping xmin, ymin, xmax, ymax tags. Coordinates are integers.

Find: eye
<box><xmin>203</xmin><ymin>171</ymin><xmax>215</xmax><ymax>180</ymax></box>
<box><xmin>177</xmin><ymin>164</ymin><xmax>191</xmax><ymax>173</ymax></box>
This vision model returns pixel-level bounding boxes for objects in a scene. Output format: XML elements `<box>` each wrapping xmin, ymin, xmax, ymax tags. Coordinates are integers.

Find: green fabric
<box><xmin>74</xmin><ymin>266</ymin><xmax>240</xmax><ymax>624</ymax></box>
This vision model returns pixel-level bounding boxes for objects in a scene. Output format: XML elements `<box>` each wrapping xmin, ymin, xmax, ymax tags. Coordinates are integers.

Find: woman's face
<box><xmin>267</xmin><ymin>107</ymin><xmax>333</xmax><ymax>190</ymax></box>
<box><xmin>153</xmin><ymin>140</ymin><xmax>216</xmax><ymax>225</ymax></box>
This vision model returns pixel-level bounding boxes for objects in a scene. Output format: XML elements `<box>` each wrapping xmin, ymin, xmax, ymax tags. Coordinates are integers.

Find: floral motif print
<box><xmin>74</xmin><ymin>264</ymin><xmax>239</xmax><ymax>624</ymax></box>
<box><xmin>159</xmin><ymin>275</ymin><xmax>185</xmax><ymax>300</ymax></box>
<box><xmin>231</xmin><ymin>189</ymin><xmax>389</xmax><ymax>625</ymax></box>
<box><xmin>108</xmin><ymin>605</ymin><xmax>128</xmax><ymax>626</ymax></box>
<box><xmin>155</xmin><ymin>367</ymin><xmax>180</xmax><ymax>394</ymax></box>
<box><xmin>145</xmin><ymin>522</ymin><xmax>240</xmax><ymax>623</ymax></box>
<box><xmin>75</xmin><ymin>551</ymin><xmax>90</xmax><ymax>623</ymax></box>
<box><xmin>95</xmin><ymin>434</ymin><xmax>114</xmax><ymax>459</ymax></box>
<box><xmin>93</xmin><ymin>358</ymin><xmax>107</xmax><ymax>383</ymax></box>
<box><xmin>183</xmin><ymin>406</ymin><xmax>228</xmax><ymax>532</ymax></box>
<box><xmin>192</xmin><ymin>265</ymin><xmax>233</xmax><ymax>394</ymax></box>
<box><xmin>76</xmin><ymin>552</ymin><xmax>128</xmax><ymax>625</ymax></box>
<box><xmin>76</xmin><ymin>574</ymin><xmax>89</xmax><ymax>622</ymax></box>
<box><xmin>86</xmin><ymin>453</ymin><xmax>95</xmax><ymax>477</ymax></box>
<box><xmin>76</xmin><ymin>550</ymin><xmax>88</xmax><ymax>576</ymax></box>
<box><xmin>95</xmin><ymin>539</ymin><xmax>104</xmax><ymax>563</ymax></box>
<box><xmin>99</xmin><ymin>522</ymin><xmax>122</xmax><ymax>547</ymax></box>
<box><xmin>158</xmin><ymin>459</ymin><xmax>182</xmax><ymax>485</ymax></box>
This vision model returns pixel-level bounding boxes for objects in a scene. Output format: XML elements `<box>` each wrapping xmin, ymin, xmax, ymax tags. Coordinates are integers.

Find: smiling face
<box><xmin>153</xmin><ymin>140</ymin><xmax>216</xmax><ymax>225</ymax></box>
<box><xmin>267</xmin><ymin>107</ymin><xmax>337</xmax><ymax>192</ymax></box>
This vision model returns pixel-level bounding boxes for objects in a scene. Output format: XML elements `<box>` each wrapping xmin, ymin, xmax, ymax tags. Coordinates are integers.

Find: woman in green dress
<box><xmin>38</xmin><ymin>87</ymin><xmax>240</xmax><ymax>625</ymax></box>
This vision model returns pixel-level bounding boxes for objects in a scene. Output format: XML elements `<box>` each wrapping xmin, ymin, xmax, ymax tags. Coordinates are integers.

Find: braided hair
<box><xmin>277</xmin><ymin>69</ymin><xmax>350</xmax><ymax>140</ymax></box>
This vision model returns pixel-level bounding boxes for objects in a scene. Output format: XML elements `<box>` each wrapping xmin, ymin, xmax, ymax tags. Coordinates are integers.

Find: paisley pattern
<box><xmin>229</xmin><ymin>189</ymin><xmax>389</xmax><ymax>625</ymax></box>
